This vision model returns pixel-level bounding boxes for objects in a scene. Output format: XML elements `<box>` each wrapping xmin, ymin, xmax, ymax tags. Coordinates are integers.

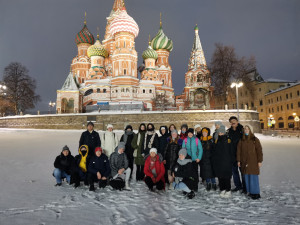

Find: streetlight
<box><xmin>231</xmin><ymin>81</ymin><xmax>243</xmax><ymax>121</ymax></box>
<box><xmin>0</xmin><ymin>84</ymin><xmax>7</xmax><ymax>117</ymax></box>
<box><xmin>49</xmin><ymin>101</ymin><xmax>56</xmax><ymax>114</ymax></box>
<box><xmin>294</xmin><ymin>113</ymin><xmax>299</xmax><ymax>129</ymax></box>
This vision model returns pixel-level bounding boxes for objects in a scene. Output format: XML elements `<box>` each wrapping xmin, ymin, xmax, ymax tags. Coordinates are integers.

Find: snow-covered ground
<box><xmin>0</xmin><ymin>129</ymin><xmax>299</xmax><ymax>225</ymax></box>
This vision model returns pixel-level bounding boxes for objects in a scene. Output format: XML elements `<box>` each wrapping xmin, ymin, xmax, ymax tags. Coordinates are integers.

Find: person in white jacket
<box><xmin>101</xmin><ymin>124</ymin><xmax>119</xmax><ymax>157</ymax></box>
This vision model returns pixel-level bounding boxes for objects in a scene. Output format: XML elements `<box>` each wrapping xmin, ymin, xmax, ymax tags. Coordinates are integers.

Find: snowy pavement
<box><xmin>0</xmin><ymin>129</ymin><xmax>299</xmax><ymax>225</ymax></box>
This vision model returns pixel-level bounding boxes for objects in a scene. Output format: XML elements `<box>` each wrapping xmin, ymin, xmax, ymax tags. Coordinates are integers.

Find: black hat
<box><xmin>87</xmin><ymin>121</ymin><xmax>94</xmax><ymax>127</ymax></box>
<box><xmin>187</xmin><ymin>128</ymin><xmax>194</xmax><ymax>135</ymax></box>
<box><xmin>181</xmin><ymin>124</ymin><xmax>188</xmax><ymax>130</ymax></box>
<box><xmin>125</xmin><ymin>125</ymin><xmax>133</xmax><ymax>131</ymax></box>
<box><xmin>62</xmin><ymin>145</ymin><xmax>69</xmax><ymax>151</ymax></box>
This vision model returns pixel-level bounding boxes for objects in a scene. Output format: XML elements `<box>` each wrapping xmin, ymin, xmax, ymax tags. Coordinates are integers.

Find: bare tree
<box><xmin>152</xmin><ymin>93</ymin><xmax>172</xmax><ymax>111</ymax></box>
<box><xmin>209</xmin><ymin>43</ymin><xmax>256</xmax><ymax>105</ymax></box>
<box><xmin>3</xmin><ymin>62</ymin><xmax>40</xmax><ymax>114</ymax></box>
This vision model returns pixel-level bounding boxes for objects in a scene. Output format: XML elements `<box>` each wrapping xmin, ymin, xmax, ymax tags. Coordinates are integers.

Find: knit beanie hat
<box><xmin>149</xmin><ymin>148</ymin><xmax>157</xmax><ymax>154</ymax></box>
<box><xmin>171</xmin><ymin>129</ymin><xmax>178</xmax><ymax>135</ymax></box>
<box><xmin>178</xmin><ymin>148</ymin><xmax>187</xmax><ymax>157</ymax></box>
<box><xmin>187</xmin><ymin>128</ymin><xmax>194</xmax><ymax>135</ymax></box>
<box><xmin>125</xmin><ymin>125</ymin><xmax>133</xmax><ymax>131</ymax></box>
<box><xmin>181</xmin><ymin>124</ymin><xmax>188</xmax><ymax>130</ymax></box>
<box><xmin>95</xmin><ymin>147</ymin><xmax>102</xmax><ymax>154</ymax></box>
<box><xmin>215</xmin><ymin>121</ymin><xmax>223</xmax><ymax>126</ymax></box>
<box><xmin>62</xmin><ymin>145</ymin><xmax>69</xmax><ymax>151</ymax></box>
<box><xmin>194</xmin><ymin>124</ymin><xmax>201</xmax><ymax>130</ymax></box>
<box><xmin>107</xmin><ymin>124</ymin><xmax>113</xmax><ymax>129</ymax></box>
<box><xmin>218</xmin><ymin>125</ymin><xmax>226</xmax><ymax>134</ymax></box>
<box><xmin>118</xmin><ymin>142</ymin><xmax>126</xmax><ymax>150</ymax></box>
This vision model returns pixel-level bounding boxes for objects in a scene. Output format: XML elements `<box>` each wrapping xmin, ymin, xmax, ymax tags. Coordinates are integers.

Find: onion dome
<box><xmin>87</xmin><ymin>35</ymin><xmax>108</xmax><ymax>58</ymax></box>
<box><xmin>194</xmin><ymin>24</ymin><xmax>199</xmax><ymax>31</ymax></box>
<box><xmin>75</xmin><ymin>13</ymin><xmax>95</xmax><ymax>45</ymax></box>
<box><xmin>109</xmin><ymin>8</ymin><xmax>139</xmax><ymax>38</ymax></box>
<box><xmin>142</xmin><ymin>45</ymin><xmax>158</xmax><ymax>60</ymax></box>
<box><xmin>150</xmin><ymin>17</ymin><xmax>173</xmax><ymax>52</ymax></box>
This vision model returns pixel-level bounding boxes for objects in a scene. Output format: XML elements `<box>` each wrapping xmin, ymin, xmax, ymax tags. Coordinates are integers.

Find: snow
<box><xmin>0</xmin><ymin>129</ymin><xmax>299</xmax><ymax>225</ymax></box>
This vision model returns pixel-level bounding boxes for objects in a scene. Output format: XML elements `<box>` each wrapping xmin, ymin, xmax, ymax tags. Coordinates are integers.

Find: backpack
<box><xmin>184</xmin><ymin>138</ymin><xmax>200</xmax><ymax>157</ymax></box>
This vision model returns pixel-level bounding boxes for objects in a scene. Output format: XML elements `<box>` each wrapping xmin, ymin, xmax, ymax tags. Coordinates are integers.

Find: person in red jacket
<box><xmin>144</xmin><ymin>148</ymin><xmax>165</xmax><ymax>191</ymax></box>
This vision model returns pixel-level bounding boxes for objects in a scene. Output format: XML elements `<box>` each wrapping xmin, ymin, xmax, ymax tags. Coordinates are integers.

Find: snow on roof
<box><xmin>265</xmin><ymin>82</ymin><xmax>300</xmax><ymax>96</ymax></box>
<box><xmin>61</xmin><ymin>72</ymin><xmax>79</xmax><ymax>91</ymax></box>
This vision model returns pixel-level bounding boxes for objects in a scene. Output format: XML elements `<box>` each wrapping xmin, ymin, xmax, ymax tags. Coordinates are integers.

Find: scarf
<box><xmin>149</xmin><ymin>156</ymin><xmax>157</xmax><ymax>177</ymax></box>
<box><xmin>144</xmin><ymin>131</ymin><xmax>156</xmax><ymax>150</ymax></box>
<box><xmin>79</xmin><ymin>145</ymin><xmax>89</xmax><ymax>172</ymax></box>
<box><xmin>200</xmin><ymin>136</ymin><xmax>212</xmax><ymax>141</ymax></box>
<box><xmin>177</xmin><ymin>158</ymin><xmax>192</xmax><ymax>166</ymax></box>
<box><xmin>123</xmin><ymin>130</ymin><xmax>133</xmax><ymax>144</ymax></box>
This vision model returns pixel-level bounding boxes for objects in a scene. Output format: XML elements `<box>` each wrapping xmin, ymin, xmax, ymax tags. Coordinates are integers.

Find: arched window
<box><xmin>84</xmin><ymin>89</ymin><xmax>93</xmax><ymax>96</ymax></box>
<box><xmin>121</xmin><ymin>88</ymin><xmax>125</xmax><ymax>92</ymax></box>
<box><xmin>97</xmin><ymin>89</ymin><xmax>100</xmax><ymax>93</ymax></box>
<box><xmin>143</xmin><ymin>89</ymin><xmax>146</xmax><ymax>93</ymax></box>
<box><xmin>103</xmin><ymin>89</ymin><xmax>106</xmax><ymax>93</ymax></box>
<box><xmin>278</xmin><ymin>117</ymin><xmax>283</xmax><ymax>120</ymax></box>
<box><xmin>149</xmin><ymin>89</ymin><xmax>152</xmax><ymax>93</ymax></box>
<box><xmin>288</xmin><ymin>116</ymin><xmax>294</xmax><ymax>120</ymax></box>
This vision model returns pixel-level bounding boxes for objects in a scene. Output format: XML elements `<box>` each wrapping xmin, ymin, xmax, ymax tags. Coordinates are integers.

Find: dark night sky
<box><xmin>0</xmin><ymin>0</ymin><xmax>299</xmax><ymax>111</ymax></box>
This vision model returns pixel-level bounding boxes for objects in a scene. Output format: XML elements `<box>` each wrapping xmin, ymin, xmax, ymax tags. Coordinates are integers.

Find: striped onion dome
<box><xmin>75</xmin><ymin>24</ymin><xmax>95</xmax><ymax>45</ymax></box>
<box><xmin>142</xmin><ymin>45</ymin><xmax>158</xmax><ymax>60</ymax></box>
<box><xmin>151</xmin><ymin>26</ymin><xmax>173</xmax><ymax>52</ymax></box>
<box><xmin>87</xmin><ymin>38</ymin><xmax>108</xmax><ymax>58</ymax></box>
<box><xmin>109</xmin><ymin>8</ymin><xmax>139</xmax><ymax>38</ymax></box>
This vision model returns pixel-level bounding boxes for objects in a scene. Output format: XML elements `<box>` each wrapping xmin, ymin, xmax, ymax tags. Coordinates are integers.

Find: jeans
<box><xmin>173</xmin><ymin>182</ymin><xmax>192</xmax><ymax>193</ymax></box>
<box><xmin>244</xmin><ymin>174</ymin><xmax>260</xmax><ymax>194</ymax></box>
<box><xmin>53</xmin><ymin>168</ymin><xmax>71</xmax><ymax>184</ymax></box>
<box><xmin>232</xmin><ymin>162</ymin><xmax>243</xmax><ymax>189</ymax></box>
<box><xmin>206</xmin><ymin>178</ymin><xmax>216</xmax><ymax>184</ymax></box>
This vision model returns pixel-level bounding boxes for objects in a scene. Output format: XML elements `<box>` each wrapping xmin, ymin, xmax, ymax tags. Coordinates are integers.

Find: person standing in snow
<box><xmin>172</xmin><ymin>148</ymin><xmax>197</xmax><ymax>199</ymax></box>
<box><xmin>182</xmin><ymin>128</ymin><xmax>203</xmax><ymax>191</ymax></box>
<box><xmin>199</xmin><ymin>128</ymin><xmax>216</xmax><ymax>191</ymax></box>
<box><xmin>101</xmin><ymin>124</ymin><xmax>119</xmax><ymax>158</ymax></box>
<box><xmin>168</xmin><ymin>124</ymin><xmax>177</xmax><ymax>134</ymax></box>
<box><xmin>131</xmin><ymin>123</ymin><xmax>146</xmax><ymax>181</ymax></box>
<box><xmin>227</xmin><ymin>116</ymin><xmax>245</xmax><ymax>192</ymax></box>
<box><xmin>158</xmin><ymin>125</ymin><xmax>169</xmax><ymax>156</ymax></box>
<box><xmin>213</xmin><ymin>121</ymin><xmax>223</xmax><ymax>142</ymax></box>
<box><xmin>120</xmin><ymin>125</ymin><xmax>135</xmax><ymax>179</ymax></box>
<box><xmin>179</xmin><ymin>124</ymin><xmax>188</xmax><ymax>140</ymax></box>
<box><xmin>144</xmin><ymin>148</ymin><xmax>165</xmax><ymax>191</ymax></box>
<box><xmin>79</xmin><ymin>121</ymin><xmax>101</xmax><ymax>157</ymax></box>
<box><xmin>194</xmin><ymin>124</ymin><xmax>202</xmax><ymax>139</ymax></box>
<box><xmin>163</xmin><ymin>130</ymin><xmax>183</xmax><ymax>189</ymax></box>
<box><xmin>143</xmin><ymin>123</ymin><xmax>159</xmax><ymax>156</ymax></box>
<box><xmin>71</xmin><ymin>145</ymin><xmax>90</xmax><ymax>188</ymax></box>
<box><xmin>87</xmin><ymin>147</ymin><xmax>111</xmax><ymax>191</ymax></box>
<box><xmin>212</xmin><ymin>125</ymin><xmax>234</xmax><ymax>198</ymax></box>
<box><xmin>237</xmin><ymin>125</ymin><xmax>263</xmax><ymax>200</ymax></box>
<box><xmin>109</xmin><ymin>142</ymin><xmax>132</xmax><ymax>190</ymax></box>
<box><xmin>53</xmin><ymin>145</ymin><xmax>74</xmax><ymax>186</ymax></box>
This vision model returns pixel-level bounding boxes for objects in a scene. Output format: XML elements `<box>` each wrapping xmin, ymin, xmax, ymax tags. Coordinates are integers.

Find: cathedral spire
<box><xmin>188</xmin><ymin>24</ymin><xmax>206</xmax><ymax>70</ymax></box>
<box><xmin>84</xmin><ymin>12</ymin><xmax>87</xmax><ymax>25</ymax></box>
<box><xmin>112</xmin><ymin>0</ymin><xmax>126</xmax><ymax>12</ymax></box>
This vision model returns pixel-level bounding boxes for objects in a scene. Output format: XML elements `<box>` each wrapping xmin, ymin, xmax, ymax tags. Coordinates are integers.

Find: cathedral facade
<box><xmin>56</xmin><ymin>0</ymin><xmax>213</xmax><ymax>113</ymax></box>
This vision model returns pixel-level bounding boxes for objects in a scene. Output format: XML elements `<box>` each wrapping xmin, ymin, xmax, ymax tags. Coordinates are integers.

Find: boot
<box><xmin>74</xmin><ymin>182</ymin><xmax>80</xmax><ymax>188</ymax></box>
<box><xmin>220</xmin><ymin>190</ymin><xmax>226</xmax><ymax>197</ymax></box>
<box><xmin>55</xmin><ymin>183</ymin><xmax>62</xmax><ymax>187</ymax></box>
<box><xmin>251</xmin><ymin>194</ymin><xmax>261</xmax><ymax>200</ymax></box>
<box><xmin>212</xmin><ymin>183</ymin><xmax>217</xmax><ymax>191</ymax></box>
<box><xmin>223</xmin><ymin>191</ymin><xmax>232</xmax><ymax>198</ymax></box>
<box><xmin>187</xmin><ymin>191</ymin><xmax>195</xmax><ymax>199</ymax></box>
<box><xmin>206</xmin><ymin>182</ymin><xmax>212</xmax><ymax>191</ymax></box>
<box><xmin>124</xmin><ymin>181</ymin><xmax>132</xmax><ymax>191</ymax></box>
<box><xmin>89</xmin><ymin>185</ymin><xmax>95</xmax><ymax>192</ymax></box>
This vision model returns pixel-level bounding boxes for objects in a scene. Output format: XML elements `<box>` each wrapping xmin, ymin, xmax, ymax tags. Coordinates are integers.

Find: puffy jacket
<box><xmin>144</xmin><ymin>155</ymin><xmax>165</xmax><ymax>184</ymax></box>
<box><xmin>182</xmin><ymin>136</ymin><xmax>203</xmax><ymax>161</ymax></box>
<box><xmin>172</xmin><ymin>160</ymin><xmax>198</xmax><ymax>191</ymax></box>
<box><xmin>101</xmin><ymin>131</ymin><xmax>119</xmax><ymax>157</ymax></box>
<box><xmin>54</xmin><ymin>151</ymin><xmax>74</xmax><ymax>175</ymax></box>
<box><xmin>200</xmin><ymin>138</ymin><xmax>215</xmax><ymax>179</ymax></box>
<box><xmin>110</xmin><ymin>148</ymin><xmax>129</xmax><ymax>177</ymax></box>
<box><xmin>79</xmin><ymin>130</ymin><xmax>101</xmax><ymax>157</ymax></box>
<box><xmin>163</xmin><ymin>138</ymin><xmax>183</xmax><ymax>170</ymax></box>
<box><xmin>88</xmin><ymin>154</ymin><xmax>111</xmax><ymax>178</ymax></box>
<box><xmin>158</xmin><ymin>126</ymin><xmax>169</xmax><ymax>155</ymax></box>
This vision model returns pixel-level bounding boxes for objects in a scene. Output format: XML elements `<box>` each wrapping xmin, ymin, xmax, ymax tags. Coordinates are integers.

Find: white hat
<box><xmin>107</xmin><ymin>124</ymin><xmax>113</xmax><ymax>129</ymax></box>
<box><xmin>149</xmin><ymin>148</ymin><xmax>157</xmax><ymax>154</ymax></box>
<box><xmin>194</xmin><ymin>124</ymin><xmax>201</xmax><ymax>129</ymax></box>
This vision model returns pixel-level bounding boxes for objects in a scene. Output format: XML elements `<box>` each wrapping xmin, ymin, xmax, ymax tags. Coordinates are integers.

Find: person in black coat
<box><xmin>158</xmin><ymin>125</ymin><xmax>169</xmax><ymax>156</ymax></box>
<box><xmin>172</xmin><ymin>148</ymin><xmax>197</xmax><ymax>199</ymax></box>
<box><xmin>53</xmin><ymin>145</ymin><xmax>74</xmax><ymax>186</ymax></box>
<box><xmin>163</xmin><ymin>130</ymin><xmax>183</xmax><ymax>189</ymax></box>
<box><xmin>143</xmin><ymin>123</ymin><xmax>159</xmax><ymax>156</ymax></box>
<box><xmin>227</xmin><ymin>116</ymin><xmax>245</xmax><ymax>192</ymax></box>
<box><xmin>71</xmin><ymin>145</ymin><xmax>90</xmax><ymax>188</ymax></box>
<box><xmin>212</xmin><ymin>125</ymin><xmax>235</xmax><ymax>198</ymax></box>
<box><xmin>87</xmin><ymin>147</ymin><xmax>111</xmax><ymax>191</ymax></box>
<box><xmin>199</xmin><ymin>127</ymin><xmax>216</xmax><ymax>191</ymax></box>
<box><xmin>120</xmin><ymin>125</ymin><xmax>135</xmax><ymax>179</ymax></box>
<box><xmin>79</xmin><ymin>121</ymin><xmax>101</xmax><ymax>157</ymax></box>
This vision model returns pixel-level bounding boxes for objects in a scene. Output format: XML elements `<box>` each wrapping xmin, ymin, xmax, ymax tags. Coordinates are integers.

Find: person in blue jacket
<box><xmin>182</xmin><ymin>128</ymin><xmax>203</xmax><ymax>191</ymax></box>
<box><xmin>87</xmin><ymin>147</ymin><xmax>111</xmax><ymax>191</ymax></box>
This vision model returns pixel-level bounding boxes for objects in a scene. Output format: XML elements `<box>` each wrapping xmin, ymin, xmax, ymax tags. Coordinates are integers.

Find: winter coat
<box><xmin>101</xmin><ymin>131</ymin><xmax>119</xmax><ymax>157</ymax></box>
<box><xmin>144</xmin><ymin>155</ymin><xmax>165</xmax><ymax>184</ymax></box>
<box><xmin>143</xmin><ymin>132</ymin><xmax>159</xmax><ymax>156</ymax></box>
<box><xmin>212</xmin><ymin>134</ymin><xmax>235</xmax><ymax>179</ymax></box>
<box><xmin>158</xmin><ymin>126</ymin><xmax>169</xmax><ymax>155</ymax></box>
<box><xmin>54</xmin><ymin>151</ymin><xmax>74</xmax><ymax>175</ymax></box>
<box><xmin>88</xmin><ymin>154</ymin><xmax>111</xmax><ymax>178</ymax></box>
<box><xmin>237</xmin><ymin>135</ymin><xmax>263</xmax><ymax>175</ymax></box>
<box><xmin>227</xmin><ymin>123</ymin><xmax>243</xmax><ymax>158</ymax></box>
<box><xmin>131</xmin><ymin>131</ymin><xmax>146</xmax><ymax>166</ymax></box>
<box><xmin>163</xmin><ymin>138</ymin><xmax>183</xmax><ymax>170</ymax></box>
<box><xmin>179</xmin><ymin>132</ymin><xmax>188</xmax><ymax>140</ymax></box>
<box><xmin>172</xmin><ymin>161</ymin><xmax>198</xmax><ymax>191</ymax></box>
<box><xmin>109</xmin><ymin>148</ymin><xmax>129</xmax><ymax>177</ymax></box>
<box><xmin>200</xmin><ymin>138</ymin><xmax>215</xmax><ymax>179</ymax></box>
<box><xmin>182</xmin><ymin>136</ymin><xmax>203</xmax><ymax>161</ymax></box>
<box><xmin>73</xmin><ymin>145</ymin><xmax>91</xmax><ymax>173</ymax></box>
<box><xmin>79</xmin><ymin>130</ymin><xmax>101</xmax><ymax>157</ymax></box>
<box><xmin>120</xmin><ymin>132</ymin><xmax>135</xmax><ymax>158</ymax></box>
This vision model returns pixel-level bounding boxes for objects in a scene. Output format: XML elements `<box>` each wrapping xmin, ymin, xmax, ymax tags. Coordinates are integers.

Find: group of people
<box><xmin>53</xmin><ymin>116</ymin><xmax>263</xmax><ymax>200</ymax></box>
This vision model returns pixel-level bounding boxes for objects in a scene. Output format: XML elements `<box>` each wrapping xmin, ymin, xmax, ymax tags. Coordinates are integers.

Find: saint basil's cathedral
<box><xmin>56</xmin><ymin>0</ymin><xmax>214</xmax><ymax>113</ymax></box>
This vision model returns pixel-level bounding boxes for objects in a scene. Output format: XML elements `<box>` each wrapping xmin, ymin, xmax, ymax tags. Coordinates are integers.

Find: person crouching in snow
<box><xmin>71</xmin><ymin>145</ymin><xmax>90</xmax><ymax>188</ymax></box>
<box><xmin>199</xmin><ymin>127</ymin><xmax>217</xmax><ymax>191</ymax></box>
<box><xmin>109</xmin><ymin>142</ymin><xmax>132</xmax><ymax>191</ymax></box>
<box><xmin>87</xmin><ymin>147</ymin><xmax>111</xmax><ymax>191</ymax></box>
<box><xmin>172</xmin><ymin>148</ymin><xmax>197</xmax><ymax>199</ymax></box>
<box><xmin>144</xmin><ymin>148</ymin><xmax>165</xmax><ymax>191</ymax></box>
<box><xmin>212</xmin><ymin>125</ymin><xmax>234</xmax><ymax>198</ymax></box>
<box><xmin>53</xmin><ymin>145</ymin><xmax>74</xmax><ymax>186</ymax></box>
<box><xmin>237</xmin><ymin>125</ymin><xmax>263</xmax><ymax>200</ymax></box>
